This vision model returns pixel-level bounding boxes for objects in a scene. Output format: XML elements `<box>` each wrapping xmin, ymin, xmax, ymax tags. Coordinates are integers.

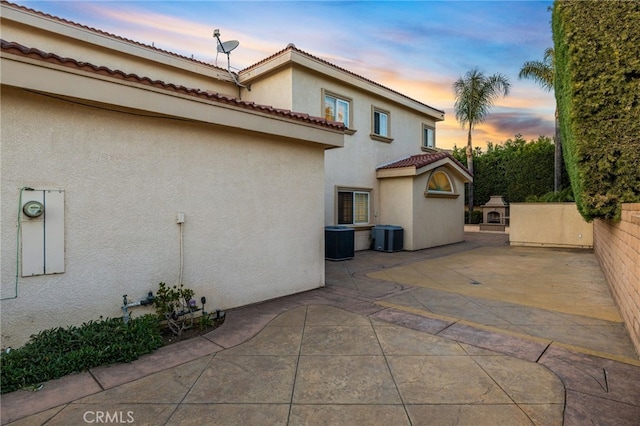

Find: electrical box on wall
<box><xmin>21</xmin><ymin>189</ymin><xmax>65</xmax><ymax>276</ymax></box>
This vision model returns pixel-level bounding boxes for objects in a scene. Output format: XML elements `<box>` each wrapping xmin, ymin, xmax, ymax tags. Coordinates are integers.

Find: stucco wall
<box><xmin>593</xmin><ymin>204</ymin><xmax>640</xmax><ymax>356</ymax></box>
<box><xmin>378</xmin><ymin>176</ymin><xmax>414</xmax><ymax>248</ymax></box>
<box><xmin>240</xmin><ymin>67</ymin><xmax>294</xmax><ymax>111</ymax></box>
<box><xmin>1</xmin><ymin>88</ymin><xmax>327</xmax><ymax>348</ymax></box>
<box><xmin>242</xmin><ymin>61</ymin><xmax>440</xmax><ymax>250</ymax></box>
<box><xmin>411</xmin><ymin>170</ymin><xmax>465</xmax><ymax>250</ymax></box>
<box><xmin>509</xmin><ymin>203</ymin><xmax>593</xmax><ymax>248</ymax></box>
<box><xmin>378</xmin><ymin>168</ymin><xmax>465</xmax><ymax>251</ymax></box>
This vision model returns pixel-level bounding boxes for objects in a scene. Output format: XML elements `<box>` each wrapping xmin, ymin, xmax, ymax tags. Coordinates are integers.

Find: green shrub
<box><xmin>465</xmin><ymin>210</ymin><xmax>483</xmax><ymax>224</ymax></box>
<box><xmin>0</xmin><ymin>314</ymin><xmax>162</xmax><ymax>394</ymax></box>
<box><xmin>154</xmin><ymin>282</ymin><xmax>195</xmax><ymax>320</ymax></box>
<box><xmin>154</xmin><ymin>282</ymin><xmax>199</xmax><ymax>337</ymax></box>
<box><xmin>525</xmin><ymin>187</ymin><xmax>575</xmax><ymax>203</ymax></box>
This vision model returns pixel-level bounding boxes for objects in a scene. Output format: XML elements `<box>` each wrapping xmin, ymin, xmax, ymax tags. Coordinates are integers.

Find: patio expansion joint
<box><xmin>541</xmin><ymin>353</ymin><xmax>614</xmax><ymax>395</ymax></box>
<box><xmin>536</xmin><ymin>341</ymin><xmax>553</xmax><ymax>364</ymax></box>
<box><xmin>548</xmin><ymin>341</ymin><xmax>640</xmax><ymax>367</ymax></box>
<box><xmin>286</xmin><ymin>305</ymin><xmax>307</xmax><ymax>425</ymax></box>
<box><xmin>87</xmin><ymin>368</ymin><xmax>105</xmax><ymax>392</ymax></box>
<box><xmin>468</xmin><ymin>357</ymin><xmax>542</xmax><ymax>425</ymax></box>
<box><xmin>165</xmin><ymin>352</ymin><xmax>218</xmax><ymax>424</ymax></box>
<box><xmin>566</xmin><ymin>388</ymin><xmax>640</xmax><ymax>409</ymax></box>
<box><xmin>433</xmin><ymin>318</ymin><xmax>461</xmax><ymax>336</ymax></box>
<box><xmin>368</xmin><ymin>316</ymin><xmax>412</xmax><ymax>422</ymax></box>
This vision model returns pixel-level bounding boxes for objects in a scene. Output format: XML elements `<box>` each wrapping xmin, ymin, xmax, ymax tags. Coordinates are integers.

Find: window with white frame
<box><xmin>423</xmin><ymin>124</ymin><xmax>435</xmax><ymax>149</ymax></box>
<box><xmin>324</xmin><ymin>92</ymin><xmax>351</xmax><ymax>128</ymax></box>
<box><xmin>337</xmin><ymin>190</ymin><xmax>370</xmax><ymax>225</ymax></box>
<box><xmin>373</xmin><ymin>108</ymin><xmax>389</xmax><ymax>137</ymax></box>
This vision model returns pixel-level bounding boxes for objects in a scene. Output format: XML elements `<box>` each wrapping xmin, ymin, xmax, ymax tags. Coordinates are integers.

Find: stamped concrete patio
<box><xmin>2</xmin><ymin>232</ymin><xmax>639</xmax><ymax>425</ymax></box>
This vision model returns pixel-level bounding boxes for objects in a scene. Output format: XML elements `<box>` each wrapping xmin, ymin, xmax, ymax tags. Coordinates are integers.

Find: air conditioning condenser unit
<box><xmin>372</xmin><ymin>225</ymin><xmax>403</xmax><ymax>252</ymax></box>
<box><xmin>325</xmin><ymin>226</ymin><xmax>354</xmax><ymax>260</ymax></box>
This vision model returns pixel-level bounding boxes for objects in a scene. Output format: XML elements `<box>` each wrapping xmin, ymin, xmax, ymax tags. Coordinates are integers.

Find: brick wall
<box><xmin>593</xmin><ymin>203</ymin><xmax>640</xmax><ymax>356</ymax></box>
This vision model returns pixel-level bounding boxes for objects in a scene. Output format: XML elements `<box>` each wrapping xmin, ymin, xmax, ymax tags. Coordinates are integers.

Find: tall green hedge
<box><xmin>452</xmin><ymin>135</ymin><xmax>559</xmax><ymax>205</ymax></box>
<box><xmin>552</xmin><ymin>1</ymin><xmax>640</xmax><ymax>220</ymax></box>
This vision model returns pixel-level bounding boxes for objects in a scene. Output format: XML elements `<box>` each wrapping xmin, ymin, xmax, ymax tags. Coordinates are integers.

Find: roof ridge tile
<box><xmin>377</xmin><ymin>151</ymin><xmax>471</xmax><ymax>175</ymax></box>
<box><xmin>240</xmin><ymin>44</ymin><xmax>444</xmax><ymax>115</ymax></box>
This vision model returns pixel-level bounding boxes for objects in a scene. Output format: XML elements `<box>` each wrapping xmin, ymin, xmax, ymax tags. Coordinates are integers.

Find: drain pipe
<box><xmin>122</xmin><ymin>292</ymin><xmax>154</xmax><ymax>324</ymax></box>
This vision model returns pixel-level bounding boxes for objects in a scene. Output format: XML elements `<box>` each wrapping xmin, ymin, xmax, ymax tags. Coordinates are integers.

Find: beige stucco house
<box><xmin>236</xmin><ymin>45</ymin><xmax>470</xmax><ymax>250</ymax></box>
<box><xmin>0</xmin><ymin>1</ymin><xmax>469</xmax><ymax>347</ymax></box>
<box><xmin>0</xmin><ymin>2</ymin><xmax>344</xmax><ymax>347</ymax></box>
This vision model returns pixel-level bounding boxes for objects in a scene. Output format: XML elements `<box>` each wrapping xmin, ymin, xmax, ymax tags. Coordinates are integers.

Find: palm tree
<box><xmin>519</xmin><ymin>48</ymin><xmax>554</xmax><ymax>91</ymax></box>
<box><xmin>519</xmin><ymin>48</ymin><xmax>561</xmax><ymax>191</ymax></box>
<box><xmin>453</xmin><ymin>68</ymin><xmax>511</xmax><ymax>219</ymax></box>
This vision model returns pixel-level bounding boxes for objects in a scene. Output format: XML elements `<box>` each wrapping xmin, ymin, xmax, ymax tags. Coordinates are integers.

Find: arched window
<box><xmin>425</xmin><ymin>170</ymin><xmax>458</xmax><ymax>198</ymax></box>
<box><xmin>428</xmin><ymin>171</ymin><xmax>453</xmax><ymax>192</ymax></box>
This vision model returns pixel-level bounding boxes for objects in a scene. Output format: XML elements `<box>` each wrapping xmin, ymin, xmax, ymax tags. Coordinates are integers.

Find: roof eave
<box><xmin>1</xmin><ymin>45</ymin><xmax>345</xmax><ymax>149</ymax></box>
<box><xmin>376</xmin><ymin>167</ymin><xmax>417</xmax><ymax>178</ymax></box>
<box><xmin>377</xmin><ymin>157</ymin><xmax>473</xmax><ymax>182</ymax></box>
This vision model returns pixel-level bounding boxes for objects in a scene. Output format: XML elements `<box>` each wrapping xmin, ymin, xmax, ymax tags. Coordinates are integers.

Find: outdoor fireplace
<box><xmin>480</xmin><ymin>195</ymin><xmax>509</xmax><ymax>231</ymax></box>
<box><xmin>487</xmin><ymin>211</ymin><xmax>501</xmax><ymax>223</ymax></box>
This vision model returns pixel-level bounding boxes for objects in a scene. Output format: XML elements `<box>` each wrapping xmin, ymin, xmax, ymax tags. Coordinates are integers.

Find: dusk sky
<box><xmin>21</xmin><ymin>0</ymin><xmax>556</xmax><ymax>150</ymax></box>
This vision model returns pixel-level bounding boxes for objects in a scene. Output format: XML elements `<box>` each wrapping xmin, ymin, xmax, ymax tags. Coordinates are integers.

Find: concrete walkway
<box><xmin>2</xmin><ymin>233</ymin><xmax>639</xmax><ymax>425</ymax></box>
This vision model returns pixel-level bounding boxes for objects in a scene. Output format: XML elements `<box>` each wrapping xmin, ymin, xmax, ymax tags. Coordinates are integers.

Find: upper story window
<box><xmin>371</xmin><ymin>106</ymin><xmax>393</xmax><ymax>143</ymax></box>
<box><xmin>337</xmin><ymin>189</ymin><xmax>370</xmax><ymax>225</ymax></box>
<box><xmin>374</xmin><ymin>109</ymin><xmax>388</xmax><ymax>136</ymax></box>
<box><xmin>324</xmin><ymin>91</ymin><xmax>351</xmax><ymax>128</ymax></box>
<box><xmin>422</xmin><ymin>124</ymin><xmax>435</xmax><ymax>150</ymax></box>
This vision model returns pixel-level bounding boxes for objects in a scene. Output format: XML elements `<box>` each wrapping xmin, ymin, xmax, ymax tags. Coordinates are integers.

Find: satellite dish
<box><xmin>213</xmin><ymin>29</ymin><xmax>245</xmax><ymax>88</ymax></box>
<box><xmin>217</xmin><ymin>40</ymin><xmax>239</xmax><ymax>54</ymax></box>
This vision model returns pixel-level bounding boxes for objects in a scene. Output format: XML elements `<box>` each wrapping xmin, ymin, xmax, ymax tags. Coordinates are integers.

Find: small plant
<box><xmin>0</xmin><ymin>315</ymin><xmax>162</xmax><ymax>394</ymax></box>
<box><xmin>198</xmin><ymin>312</ymin><xmax>214</xmax><ymax>331</ymax></box>
<box><xmin>154</xmin><ymin>282</ymin><xmax>199</xmax><ymax>337</ymax></box>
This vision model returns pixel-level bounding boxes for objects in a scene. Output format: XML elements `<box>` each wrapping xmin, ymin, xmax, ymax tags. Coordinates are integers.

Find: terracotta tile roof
<box><xmin>1</xmin><ymin>39</ymin><xmax>345</xmax><ymax>131</ymax></box>
<box><xmin>377</xmin><ymin>151</ymin><xmax>471</xmax><ymax>175</ymax></box>
<box><xmin>240</xmin><ymin>44</ymin><xmax>445</xmax><ymax>115</ymax></box>
<box><xmin>3</xmin><ymin>1</ymin><xmax>442</xmax><ymax>117</ymax></box>
<box><xmin>1</xmin><ymin>0</ymin><xmax>227</xmax><ymax>73</ymax></box>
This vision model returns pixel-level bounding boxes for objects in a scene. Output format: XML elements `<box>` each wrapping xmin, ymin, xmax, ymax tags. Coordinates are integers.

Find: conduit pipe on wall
<box><xmin>2</xmin><ymin>187</ymin><xmax>35</xmax><ymax>301</ymax></box>
<box><xmin>120</xmin><ymin>212</ymin><xmax>185</xmax><ymax>324</ymax></box>
<box><xmin>178</xmin><ymin>216</ymin><xmax>184</xmax><ymax>286</ymax></box>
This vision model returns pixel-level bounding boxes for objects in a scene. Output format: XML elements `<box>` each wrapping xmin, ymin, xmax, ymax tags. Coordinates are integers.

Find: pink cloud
<box><xmin>72</xmin><ymin>3</ymin><xmax>282</xmax><ymax>68</ymax></box>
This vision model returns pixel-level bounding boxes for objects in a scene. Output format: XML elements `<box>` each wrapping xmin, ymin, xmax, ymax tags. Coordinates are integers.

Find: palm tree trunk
<box><xmin>554</xmin><ymin>108</ymin><xmax>562</xmax><ymax>192</ymax></box>
<box><xmin>466</xmin><ymin>124</ymin><xmax>474</xmax><ymax>223</ymax></box>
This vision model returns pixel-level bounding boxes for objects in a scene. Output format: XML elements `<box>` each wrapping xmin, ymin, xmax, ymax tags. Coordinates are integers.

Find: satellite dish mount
<box><xmin>213</xmin><ymin>29</ymin><xmax>244</xmax><ymax>88</ymax></box>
